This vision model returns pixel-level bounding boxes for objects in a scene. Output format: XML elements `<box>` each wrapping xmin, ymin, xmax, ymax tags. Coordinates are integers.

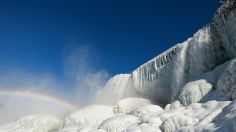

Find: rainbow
<box><xmin>0</xmin><ymin>89</ymin><xmax>79</xmax><ymax>111</ymax></box>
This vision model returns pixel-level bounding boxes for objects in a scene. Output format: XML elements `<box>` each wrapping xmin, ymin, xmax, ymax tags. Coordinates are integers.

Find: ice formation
<box><xmin>178</xmin><ymin>79</ymin><xmax>213</xmax><ymax>106</ymax></box>
<box><xmin>159</xmin><ymin>115</ymin><xmax>199</xmax><ymax>132</ymax></box>
<box><xmin>1</xmin><ymin>1</ymin><xmax>236</xmax><ymax>132</ymax></box>
<box><xmin>97</xmin><ymin>14</ymin><xmax>231</xmax><ymax>105</ymax></box>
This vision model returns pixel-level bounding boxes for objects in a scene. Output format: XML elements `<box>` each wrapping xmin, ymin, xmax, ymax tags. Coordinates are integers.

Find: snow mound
<box><xmin>98</xmin><ymin>115</ymin><xmax>139</xmax><ymax>132</ymax></box>
<box><xmin>160</xmin><ymin>115</ymin><xmax>199</xmax><ymax>132</ymax></box>
<box><xmin>62</xmin><ymin>105</ymin><xmax>114</xmax><ymax>128</ymax></box>
<box><xmin>217</xmin><ymin>58</ymin><xmax>236</xmax><ymax>100</ymax></box>
<box><xmin>0</xmin><ymin>115</ymin><xmax>61</xmax><ymax>132</ymax></box>
<box><xmin>178</xmin><ymin>79</ymin><xmax>213</xmax><ymax>106</ymax></box>
<box><xmin>140</xmin><ymin>113</ymin><xmax>163</xmax><ymax>126</ymax></box>
<box><xmin>112</xmin><ymin>98</ymin><xmax>152</xmax><ymax>114</ymax></box>
<box><xmin>131</xmin><ymin>105</ymin><xmax>163</xmax><ymax>117</ymax></box>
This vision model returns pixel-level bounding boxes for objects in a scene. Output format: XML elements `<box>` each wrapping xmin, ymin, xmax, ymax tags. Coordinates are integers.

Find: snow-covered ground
<box><xmin>1</xmin><ymin>1</ymin><xmax>236</xmax><ymax>132</ymax></box>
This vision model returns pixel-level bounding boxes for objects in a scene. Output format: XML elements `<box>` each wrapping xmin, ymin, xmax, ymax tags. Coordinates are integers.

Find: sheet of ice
<box><xmin>94</xmin><ymin>74</ymin><xmax>136</xmax><ymax>105</ymax></box>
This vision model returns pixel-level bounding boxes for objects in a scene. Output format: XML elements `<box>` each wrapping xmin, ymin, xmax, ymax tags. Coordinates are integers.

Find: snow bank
<box><xmin>0</xmin><ymin>115</ymin><xmax>61</xmax><ymax>132</ymax></box>
<box><xmin>112</xmin><ymin>98</ymin><xmax>152</xmax><ymax>114</ymax></box>
<box><xmin>98</xmin><ymin>115</ymin><xmax>139</xmax><ymax>132</ymax></box>
<box><xmin>131</xmin><ymin>105</ymin><xmax>163</xmax><ymax>117</ymax></box>
<box><xmin>62</xmin><ymin>105</ymin><xmax>114</xmax><ymax>128</ymax></box>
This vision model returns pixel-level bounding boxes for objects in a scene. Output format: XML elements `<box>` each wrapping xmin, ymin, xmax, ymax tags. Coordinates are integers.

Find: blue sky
<box><xmin>0</xmin><ymin>0</ymin><xmax>221</xmax><ymax>95</ymax></box>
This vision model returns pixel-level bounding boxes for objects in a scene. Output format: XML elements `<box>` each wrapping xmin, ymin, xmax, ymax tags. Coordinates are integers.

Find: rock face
<box><xmin>214</xmin><ymin>0</ymin><xmax>236</xmax><ymax>57</ymax></box>
<box><xmin>217</xmin><ymin>58</ymin><xmax>236</xmax><ymax>100</ymax></box>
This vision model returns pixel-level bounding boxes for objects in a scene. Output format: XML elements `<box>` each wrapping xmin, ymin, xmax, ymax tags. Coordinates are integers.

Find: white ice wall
<box><xmin>129</xmin><ymin>24</ymin><xmax>229</xmax><ymax>105</ymax></box>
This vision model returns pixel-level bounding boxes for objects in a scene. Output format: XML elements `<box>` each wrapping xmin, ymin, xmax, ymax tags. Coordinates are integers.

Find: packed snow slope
<box><xmin>1</xmin><ymin>1</ymin><xmax>236</xmax><ymax>132</ymax></box>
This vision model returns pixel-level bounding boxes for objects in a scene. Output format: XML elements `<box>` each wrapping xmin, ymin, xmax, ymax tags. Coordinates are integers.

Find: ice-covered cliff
<box><xmin>96</xmin><ymin>0</ymin><xmax>236</xmax><ymax>106</ymax></box>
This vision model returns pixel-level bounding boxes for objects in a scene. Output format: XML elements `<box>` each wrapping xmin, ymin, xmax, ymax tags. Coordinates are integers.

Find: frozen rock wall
<box><xmin>96</xmin><ymin>3</ymin><xmax>236</xmax><ymax>106</ymax></box>
<box><xmin>102</xmin><ymin>1</ymin><xmax>236</xmax><ymax>106</ymax></box>
<box><xmin>217</xmin><ymin>58</ymin><xmax>236</xmax><ymax>100</ymax></box>
<box><xmin>99</xmin><ymin>20</ymin><xmax>231</xmax><ymax>106</ymax></box>
<box><xmin>214</xmin><ymin>0</ymin><xmax>236</xmax><ymax>57</ymax></box>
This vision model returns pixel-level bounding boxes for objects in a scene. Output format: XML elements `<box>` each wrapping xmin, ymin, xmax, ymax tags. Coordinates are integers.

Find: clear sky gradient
<box><xmin>0</xmin><ymin>0</ymin><xmax>221</xmax><ymax>80</ymax></box>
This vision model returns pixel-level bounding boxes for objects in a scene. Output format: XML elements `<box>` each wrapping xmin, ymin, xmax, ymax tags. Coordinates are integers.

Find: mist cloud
<box><xmin>0</xmin><ymin>44</ymin><xmax>110</xmax><ymax>125</ymax></box>
<box><xmin>63</xmin><ymin>45</ymin><xmax>110</xmax><ymax>105</ymax></box>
